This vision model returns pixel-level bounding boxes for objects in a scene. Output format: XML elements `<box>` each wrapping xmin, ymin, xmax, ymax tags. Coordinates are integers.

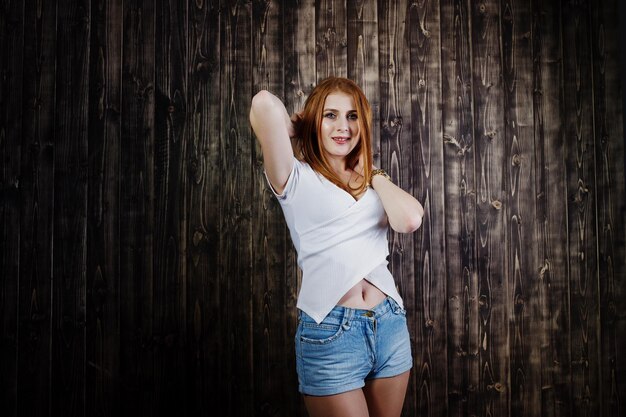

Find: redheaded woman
<box><xmin>250</xmin><ymin>77</ymin><xmax>423</xmax><ymax>417</ymax></box>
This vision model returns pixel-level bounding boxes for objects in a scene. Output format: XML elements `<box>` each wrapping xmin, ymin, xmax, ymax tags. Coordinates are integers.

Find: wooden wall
<box><xmin>1</xmin><ymin>0</ymin><xmax>625</xmax><ymax>416</ymax></box>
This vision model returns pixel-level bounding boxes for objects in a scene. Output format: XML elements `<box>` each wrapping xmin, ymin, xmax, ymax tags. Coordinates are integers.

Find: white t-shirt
<box><xmin>266</xmin><ymin>158</ymin><xmax>404</xmax><ymax>324</ymax></box>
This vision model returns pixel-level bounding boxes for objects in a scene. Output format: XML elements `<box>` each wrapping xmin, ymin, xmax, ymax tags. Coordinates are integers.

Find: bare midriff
<box><xmin>337</xmin><ymin>279</ymin><xmax>387</xmax><ymax>309</ymax></box>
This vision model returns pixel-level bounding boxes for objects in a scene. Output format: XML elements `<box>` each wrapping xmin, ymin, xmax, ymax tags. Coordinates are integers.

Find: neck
<box><xmin>326</xmin><ymin>155</ymin><xmax>348</xmax><ymax>176</ymax></box>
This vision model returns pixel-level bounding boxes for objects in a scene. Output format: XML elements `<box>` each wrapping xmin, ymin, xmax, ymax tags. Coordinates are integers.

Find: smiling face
<box><xmin>319</xmin><ymin>92</ymin><xmax>361</xmax><ymax>166</ymax></box>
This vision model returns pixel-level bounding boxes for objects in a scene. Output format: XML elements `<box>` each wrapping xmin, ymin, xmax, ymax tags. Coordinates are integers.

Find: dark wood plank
<box><xmin>440</xmin><ymin>0</ymin><xmax>479</xmax><ymax>415</ymax></box>
<box><xmin>250</xmin><ymin>0</ymin><xmax>291</xmax><ymax>415</ymax></box>
<box><xmin>52</xmin><ymin>1</ymin><xmax>91</xmax><ymax>416</ymax></box>
<box><xmin>470</xmin><ymin>0</ymin><xmax>509</xmax><ymax>415</ymax></box>
<box><xmin>185</xmin><ymin>0</ymin><xmax>221</xmax><ymax>415</ymax></box>
<box><xmin>405</xmin><ymin>0</ymin><xmax>448</xmax><ymax>415</ymax></box>
<box><xmin>532</xmin><ymin>1</ymin><xmax>572</xmax><ymax>416</ymax></box>
<box><xmin>290</xmin><ymin>0</ymin><xmax>317</xmax><ymax>106</ymax></box>
<box><xmin>347</xmin><ymin>0</ymin><xmax>381</xmax><ymax>165</ymax></box>
<box><xmin>16</xmin><ymin>1</ymin><xmax>57</xmax><ymax>416</ymax></box>
<box><xmin>0</xmin><ymin>0</ymin><xmax>24</xmax><ymax>415</ymax></box>
<box><xmin>561</xmin><ymin>1</ymin><xmax>600</xmax><ymax>416</ymax></box>
<box><xmin>120</xmin><ymin>1</ymin><xmax>156</xmax><ymax>416</ymax></box>
<box><xmin>220</xmin><ymin>1</ymin><xmax>254</xmax><ymax>415</ymax></box>
<box><xmin>377</xmin><ymin>1</ymin><xmax>418</xmax><ymax>415</ymax></box>
<box><xmin>501</xmin><ymin>1</ymin><xmax>539</xmax><ymax>416</ymax></box>
<box><xmin>87</xmin><ymin>1</ymin><xmax>123</xmax><ymax>415</ymax></box>
<box><xmin>589</xmin><ymin>0</ymin><xmax>626</xmax><ymax>415</ymax></box>
<box><xmin>153</xmin><ymin>1</ymin><xmax>189</xmax><ymax>415</ymax></box>
<box><xmin>315</xmin><ymin>0</ymin><xmax>347</xmax><ymax>80</ymax></box>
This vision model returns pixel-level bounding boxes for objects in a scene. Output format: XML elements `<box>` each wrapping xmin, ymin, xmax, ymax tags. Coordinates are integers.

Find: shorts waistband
<box><xmin>299</xmin><ymin>296</ymin><xmax>402</xmax><ymax>323</ymax></box>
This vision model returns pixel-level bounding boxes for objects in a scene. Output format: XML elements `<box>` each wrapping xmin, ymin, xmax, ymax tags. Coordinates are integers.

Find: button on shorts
<box><xmin>295</xmin><ymin>297</ymin><xmax>413</xmax><ymax>396</ymax></box>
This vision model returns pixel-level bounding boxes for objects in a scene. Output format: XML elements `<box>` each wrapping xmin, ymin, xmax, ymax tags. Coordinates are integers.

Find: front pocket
<box><xmin>300</xmin><ymin>321</ymin><xmax>346</xmax><ymax>345</ymax></box>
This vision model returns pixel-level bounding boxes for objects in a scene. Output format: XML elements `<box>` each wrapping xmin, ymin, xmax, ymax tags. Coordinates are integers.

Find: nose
<box><xmin>337</xmin><ymin>116</ymin><xmax>349</xmax><ymax>132</ymax></box>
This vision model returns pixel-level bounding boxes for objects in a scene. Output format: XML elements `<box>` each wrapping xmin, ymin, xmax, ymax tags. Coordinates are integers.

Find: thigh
<box><xmin>304</xmin><ymin>389</ymin><xmax>370</xmax><ymax>417</ymax></box>
<box><xmin>363</xmin><ymin>370</ymin><xmax>410</xmax><ymax>417</ymax></box>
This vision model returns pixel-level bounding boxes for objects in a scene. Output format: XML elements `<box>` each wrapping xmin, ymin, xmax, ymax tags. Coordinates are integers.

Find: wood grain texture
<box><xmin>220</xmin><ymin>1</ymin><xmax>254</xmax><ymax>415</ymax></box>
<box><xmin>0</xmin><ymin>0</ymin><xmax>24</xmax><ymax>415</ymax></box>
<box><xmin>185</xmin><ymin>0</ymin><xmax>220</xmax><ymax>416</ymax></box>
<box><xmin>120</xmin><ymin>1</ymin><xmax>156</xmax><ymax>416</ymax></box>
<box><xmin>561</xmin><ymin>1</ymin><xmax>601</xmax><ymax>416</ymax></box>
<box><xmin>153</xmin><ymin>1</ymin><xmax>188</xmax><ymax>415</ymax></box>
<box><xmin>501</xmin><ymin>1</ymin><xmax>539</xmax><ymax>416</ymax></box>
<box><xmin>406</xmin><ymin>0</ymin><xmax>448</xmax><ymax>415</ymax></box>
<box><xmin>0</xmin><ymin>1</ymin><xmax>625</xmax><ymax>416</ymax></box>
<box><xmin>316</xmin><ymin>0</ymin><xmax>347</xmax><ymax>80</ymax></box>
<box><xmin>17</xmin><ymin>1</ymin><xmax>56</xmax><ymax>416</ymax></box>
<box><xmin>87</xmin><ymin>1</ymin><xmax>123</xmax><ymax>415</ymax></box>
<box><xmin>590</xmin><ymin>0</ymin><xmax>626</xmax><ymax>415</ymax></box>
<box><xmin>440</xmin><ymin>0</ymin><xmax>479</xmax><ymax>414</ymax></box>
<box><xmin>532</xmin><ymin>1</ymin><xmax>572</xmax><ymax>415</ymax></box>
<box><xmin>52</xmin><ymin>1</ymin><xmax>90</xmax><ymax>416</ymax></box>
<box><xmin>470</xmin><ymin>1</ymin><xmax>509</xmax><ymax>415</ymax></box>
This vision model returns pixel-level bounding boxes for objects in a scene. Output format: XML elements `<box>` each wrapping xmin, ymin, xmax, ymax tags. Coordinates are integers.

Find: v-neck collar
<box><xmin>317</xmin><ymin>171</ymin><xmax>370</xmax><ymax>203</ymax></box>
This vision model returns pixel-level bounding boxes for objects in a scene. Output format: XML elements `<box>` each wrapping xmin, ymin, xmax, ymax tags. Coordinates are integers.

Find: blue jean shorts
<box><xmin>295</xmin><ymin>297</ymin><xmax>413</xmax><ymax>396</ymax></box>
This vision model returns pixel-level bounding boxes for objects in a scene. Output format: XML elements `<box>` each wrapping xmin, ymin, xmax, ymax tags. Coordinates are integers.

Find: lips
<box><xmin>332</xmin><ymin>136</ymin><xmax>350</xmax><ymax>144</ymax></box>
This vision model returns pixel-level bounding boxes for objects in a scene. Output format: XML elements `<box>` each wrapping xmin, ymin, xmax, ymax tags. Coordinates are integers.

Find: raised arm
<box><xmin>249</xmin><ymin>90</ymin><xmax>295</xmax><ymax>194</ymax></box>
<box><xmin>371</xmin><ymin>172</ymin><xmax>424</xmax><ymax>234</ymax></box>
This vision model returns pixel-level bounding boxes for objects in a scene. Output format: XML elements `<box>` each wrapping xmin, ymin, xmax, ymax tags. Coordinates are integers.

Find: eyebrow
<box><xmin>323</xmin><ymin>108</ymin><xmax>357</xmax><ymax>113</ymax></box>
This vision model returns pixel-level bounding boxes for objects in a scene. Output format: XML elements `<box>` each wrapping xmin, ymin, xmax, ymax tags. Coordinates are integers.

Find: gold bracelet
<box><xmin>370</xmin><ymin>168</ymin><xmax>391</xmax><ymax>184</ymax></box>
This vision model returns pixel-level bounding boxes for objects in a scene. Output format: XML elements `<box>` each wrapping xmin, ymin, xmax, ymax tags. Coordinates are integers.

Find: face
<box><xmin>319</xmin><ymin>92</ymin><xmax>360</xmax><ymax>164</ymax></box>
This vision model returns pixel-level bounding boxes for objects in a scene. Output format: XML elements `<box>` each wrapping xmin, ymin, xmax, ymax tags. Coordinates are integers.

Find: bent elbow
<box><xmin>390</xmin><ymin>212</ymin><xmax>423</xmax><ymax>234</ymax></box>
<box><xmin>406</xmin><ymin>213</ymin><xmax>423</xmax><ymax>233</ymax></box>
<box><xmin>391</xmin><ymin>206</ymin><xmax>423</xmax><ymax>234</ymax></box>
<box><xmin>250</xmin><ymin>90</ymin><xmax>273</xmax><ymax>113</ymax></box>
<box><xmin>403</xmin><ymin>213</ymin><xmax>423</xmax><ymax>233</ymax></box>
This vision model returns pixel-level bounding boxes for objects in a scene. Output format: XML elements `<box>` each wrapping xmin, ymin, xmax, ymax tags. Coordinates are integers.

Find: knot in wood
<box><xmin>189</xmin><ymin>158</ymin><xmax>202</xmax><ymax>184</ymax></box>
<box><xmin>390</xmin><ymin>116</ymin><xmax>403</xmax><ymax>127</ymax></box>
<box><xmin>491</xmin><ymin>200</ymin><xmax>502</xmax><ymax>210</ymax></box>
<box><xmin>512</xmin><ymin>154</ymin><xmax>521</xmax><ymax>166</ymax></box>
<box><xmin>478</xmin><ymin>294</ymin><xmax>488</xmax><ymax>308</ymax></box>
<box><xmin>539</xmin><ymin>261</ymin><xmax>550</xmax><ymax>278</ymax></box>
<box><xmin>487</xmin><ymin>382</ymin><xmax>505</xmax><ymax>393</ymax></box>
<box><xmin>192</xmin><ymin>230</ymin><xmax>204</xmax><ymax>247</ymax></box>
<box><xmin>424</xmin><ymin>318</ymin><xmax>434</xmax><ymax>328</ymax></box>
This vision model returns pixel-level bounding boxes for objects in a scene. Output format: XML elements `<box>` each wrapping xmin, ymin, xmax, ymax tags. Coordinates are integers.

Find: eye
<box><xmin>324</xmin><ymin>112</ymin><xmax>336</xmax><ymax>119</ymax></box>
<box><xmin>348</xmin><ymin>113</ymin><xmax>358</xmax><ymax>120</ymax></box>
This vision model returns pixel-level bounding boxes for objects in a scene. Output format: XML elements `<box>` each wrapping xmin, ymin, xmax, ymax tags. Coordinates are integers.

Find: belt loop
<box><xmin>342</xmin><ymin>307</ymin><xmax>353</xmax><ymax>330</ymax></box>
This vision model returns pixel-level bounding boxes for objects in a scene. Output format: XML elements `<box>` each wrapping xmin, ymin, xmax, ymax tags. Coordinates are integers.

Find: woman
<box><xmin>249</xmin><ymin>77</ymin><xmax>423</xmax><ymax>417</ymax></box>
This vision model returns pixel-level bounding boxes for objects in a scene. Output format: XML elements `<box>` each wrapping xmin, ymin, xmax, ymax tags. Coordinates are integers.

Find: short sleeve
<box><xmin>264</xmin><ymin>157</ymin><xmax>300</xmax><ymax>202</ymax></box>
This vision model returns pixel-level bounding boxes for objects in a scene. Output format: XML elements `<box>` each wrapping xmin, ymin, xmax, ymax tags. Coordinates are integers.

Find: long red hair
<box><xmin>294</xmin><ymin>77</ymin><xmax>373</xmax><ymax>196</ymax></box>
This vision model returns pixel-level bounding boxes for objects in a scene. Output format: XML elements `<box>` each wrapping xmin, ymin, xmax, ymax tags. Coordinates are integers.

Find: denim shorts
<box><xmin>294</xmin><ymin>297</ymin><xmax>412</xmax><ymax>396</ymax></box>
